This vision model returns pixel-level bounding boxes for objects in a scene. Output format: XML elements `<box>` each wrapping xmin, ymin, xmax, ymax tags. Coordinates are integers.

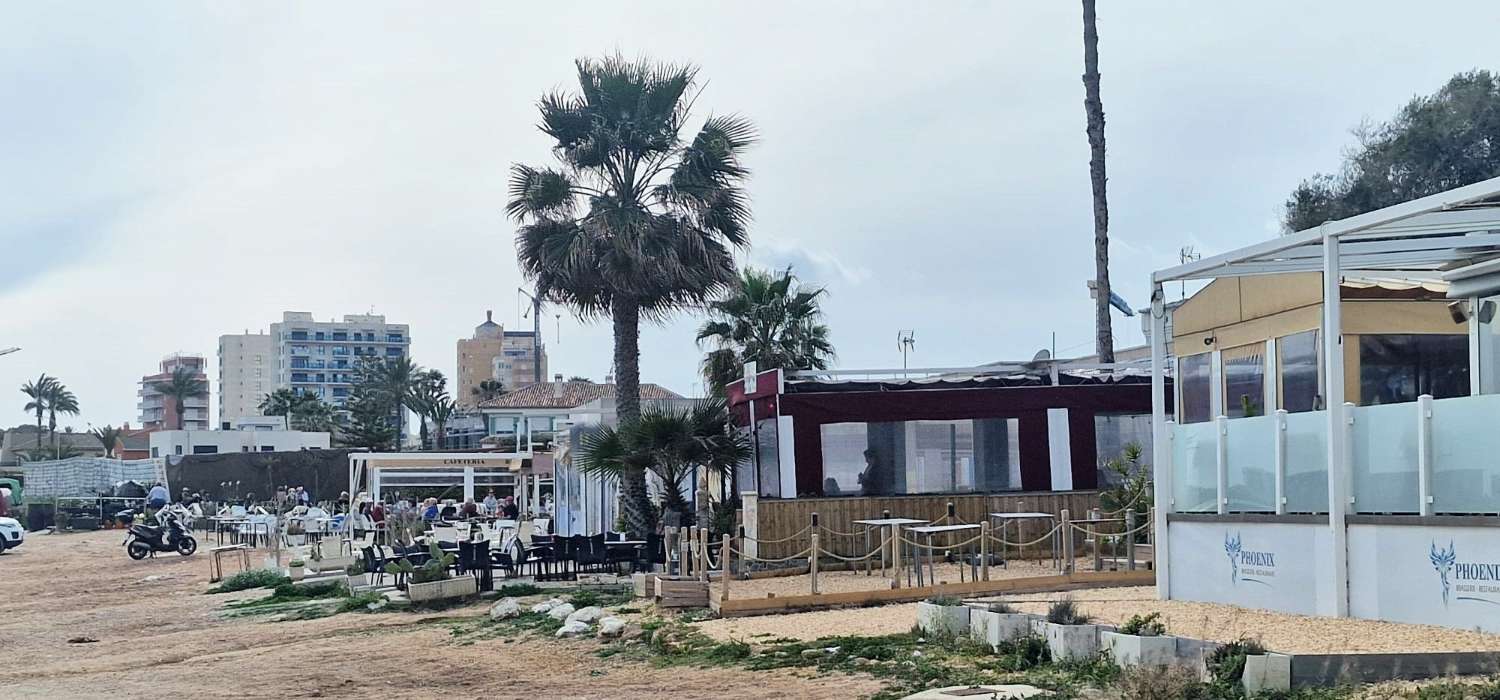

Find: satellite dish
<box><xmin>1031</xmin><ymin>348</ymin><xmax>1052</xmax><ymax>363</ymax></box>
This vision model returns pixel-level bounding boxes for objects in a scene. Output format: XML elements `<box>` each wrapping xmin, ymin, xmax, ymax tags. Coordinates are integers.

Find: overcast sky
<box><xmin>4</xmin><ymin>2</ymin><xmax>1497</xmax><ymax>431</ymax></box>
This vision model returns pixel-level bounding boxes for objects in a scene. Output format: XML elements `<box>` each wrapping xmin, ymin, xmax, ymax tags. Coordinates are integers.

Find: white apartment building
<box><xmin>217</xmin><ymin>331</ymin><xmax>275</xmax><ymax>428</ymax></box>
<box><xmin>138</xmin><ymin>354</ymin><xmax>211</xmax><ymax>431</ymax></box>
<box><xmin>268</xmin><ymin>311</ymin><xmax>411</xmax><ymax>409</ymax></box>
<box><xmin>149</xmin><ymin>426</ymin><xmax>330</xmax><ymax>458</ymax></box>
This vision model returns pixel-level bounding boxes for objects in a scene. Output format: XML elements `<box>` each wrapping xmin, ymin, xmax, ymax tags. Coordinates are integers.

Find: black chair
<box><xmin>633</xmin><ymin>532</ymin><xmax>665</xmax><ymax>573</ymax></box>
<box><xmin>458</xmin><ymin>541</ymin><xmax>493</xmax><ymax>591</ymax></box>
<box><xmin>573</xmin><ymin>534</ymin><xmax>607</xmax><ymax>574</ymax></box>
<box><xmin>361</xmin><ymin>545</ymin><xmax>385</xmax><ymax>586</ymax></box>
<box><xmin>544</xmin><ymin>536</ymin><xmax>576</xmax><ymax>581</ymax></box>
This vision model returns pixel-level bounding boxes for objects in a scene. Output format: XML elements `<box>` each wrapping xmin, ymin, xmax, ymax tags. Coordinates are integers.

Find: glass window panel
<box><xmin>1178</xmin><ymin>353</ymin><xmax>1212</xmax><ymax>424</ymax></box>
<box><xmin>1479</xmin><ymin>298</ymin><xmax>1500</xmax><ymax>394</ymax></box>
<box><xmin>1222</xmin><ymin>344</ymin><xmax>1266</xmax><ymax>418</ymax></box>
<box><xmin>1224</xmin><ymin>414</ymin><xmax>1275</xmax><ymax>512</ymax></box>
<box><xmin>975</xmin><ymin>418</ymin><xmax>1022</xmax><ymax>492</ymax></box>
<box><xmin>1095</xmin><ymin>413</ymin><xmax>1152</xmax><ymax>488</ymax></box>
<box><xmin>1358</xmin><ymin>334</ymin><xmax>1469</xmax><ymax>406</ymax></box>
<box><xmin>819</xmin><ymin>423</ymin><xmax>869</xmax><ymax>496</ymax></box>
<box><xmin>1349</xmin><ymin>401</ymin><xmax>1420</xmax><ymax>513</ymax></box>
<box><xmin>1171</xmin><ymin>421</ymin><xmax>1218</xmax><ymax>512</ymax></box>
<box><xmin>1282</xmin><ymin>410</ymin><xmax>1329</xmax><ymax>513</ymax></box>
<box><xmin>1278</xmin><ymin>330</ymin><xmax>1322</xmax><ymax>412</ymax></box>
<box><xmin>755</xmin><ymin>418</ymin><xmax>780</xmax><ymax>498</ymax></box>
<box><xmin>1430</xmin><ymin>393</ymin><xmax>1500</xmax><ymax>514</ymax></box>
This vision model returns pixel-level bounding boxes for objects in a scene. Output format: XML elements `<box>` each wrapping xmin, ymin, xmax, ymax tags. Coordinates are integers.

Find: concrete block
<box><xmin>1042</xmin><ymin>622</ymin><xmax>1100</xmax><ymax>661</ymax></box>
<box><xmin>915</xmin><ymin>601</ymin><xmax>970</xmax><ymax>638</ymax></box>
<box><xmin>1101</xmin><ymin>630</ymin><xmax>1179</xmax><ymax>667</ymax></box>
<box><xmin>1243</xmin><ymin>653</ymin><xmax>1292</xmax><ymax>694</ymax></box>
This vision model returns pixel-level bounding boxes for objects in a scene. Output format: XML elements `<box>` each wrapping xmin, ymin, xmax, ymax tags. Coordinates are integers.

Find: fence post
<box><xmin>1061</xmin><ymin>508</ymin><xmax>1073</xmax><ymax>574</ymax></box>
<box><xmin>1417</xmin><ymin>394</ymin><xmax>1434</xmax><ymax>516</ymax></box>
<box><xmin>1274</xmin><ymin>409</ymin><xmax>1288</xmax><ymax>515</ymax></box>
<box><xmin>980</xmin><ymin>520</ymin><xmax>991</xmax><ymax>581</ymax></box>
<box><xmin>810</xmin><ymin>532</ymin><xmax>820</xmax><ymax>595</ymax></box>
<box><xmin>1216</xmin><ymin>415</ymin><xmax>1230</xmax><ymax>515</ymax></box>
<box><xmin>1125</xmin><ymin>510</ymin><xmax>1137</xmax><ymax>571</ymax></box>
<box><xmin>699</xmin><ymin>527</ymin><xmax>710</xmax><ymax>582</ymax></box>
<box><xmin>720</xmin><ymin>533</ymin><xmax>732</xmax><ymax>603</ymax></box>
<box><xmin>664</xmin><ymin>528</ymin><xmax>677</xmax><ymax>576</ymax></box>
<box><xmin>678</xmin><ymin>526</ymin><xmax>690</xmax><ymax>578</ymax></box>
<box><xmin>890</xmin><ymin>525</ymin><xmax>902</xmax><ymax>590</ymax></box>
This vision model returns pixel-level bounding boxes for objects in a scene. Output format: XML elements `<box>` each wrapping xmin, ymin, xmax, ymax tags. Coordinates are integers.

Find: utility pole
<box><xmin>518</xmin><ymin>288</ymin><xmax>543</xmax><ymax>385</ymax></box>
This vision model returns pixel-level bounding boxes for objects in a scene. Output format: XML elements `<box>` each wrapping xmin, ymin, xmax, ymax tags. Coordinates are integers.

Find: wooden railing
<box><xmin>752</xmin><ymin>491</ymin><xmax>1104</xmax><ymax>560</ymax></box>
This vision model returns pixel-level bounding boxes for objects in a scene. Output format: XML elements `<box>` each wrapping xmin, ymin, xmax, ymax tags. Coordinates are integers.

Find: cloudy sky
<box><xmin>3</xmin><ymin>2</ymin><xmax>1497</xmax><ymax>431</ymax></box>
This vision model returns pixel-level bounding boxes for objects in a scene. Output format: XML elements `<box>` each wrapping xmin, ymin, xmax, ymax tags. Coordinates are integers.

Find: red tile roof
<box><xmin>477</xmin><ymin>381</ymin><xmax>683</xmax><ymax>409</ymax></box>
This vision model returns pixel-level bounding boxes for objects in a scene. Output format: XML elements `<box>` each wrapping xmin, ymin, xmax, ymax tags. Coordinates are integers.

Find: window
<box><xmin>151</xmin><ymin>447</ymin><xmax>159</xmax><ymax>458</ymax></box>
<box><xmin>1095</xmin><ymin>413</ymin><xmax>1152</xmax><ymax>486</ymax></box>
<box><xmin>1222</xmin><ymin>344</ymin><xmax>1266</xmax><ymax>418</ymax></box>
<box><xmin>192</xmin><ymin>445</ymin><xmax>218</xmax><ymax>454</ymax></box>
<box><xmin>261</xmin><ymin>446</ymin><xmax>274</xmax><ymax>452</ymax></box>
<box><xmin>385</xmin><ymin>347</ymin><xmax>402</xmax><ymax>357</ymax></box>
<box><xmin>289</xmin><ymin>331</ymin><xmax>308</xmax><ymax>340</ymax></box>
<box><xmin>387</xmin><ymin>333</ymin><xmax>403</xmax><ymax>343</ymax></box>
<box><xmin>1358</xmin><ymin>334</ymin><xmax>1469</xmax><ymax>405</ymax></box>
<box><xmin>1478</xmin><ymin>298</ymin><xmax>1500</xmax><ymax>394</ymax></box>
<box><xmin>332</xmin><ymin>332</ymin><xmax>347</xmax><ymax>341</ymax></box>
<box><xmin>818</xmin><ymin>419</ymin><xmax>1021</xmax><ymax>496</ymax></box>
<box><xmin>755</xmin><ymin>418</ymin><xmax>780</xmax><ymax>497</ymax></box>
<box><xmin>1178</xmin><ymin>353</ymin><xmax>1212</xmax><ymax>423</ymax></box>
<box><xmin>242</xmin><ymin>446</ymin><xmax>250</xmax><ymax>452</ymax></box>
<box><xmin>1278</xmin><ymin>330</ymin><xmax>1322</xmax><ymax>412</ymax></box>
<box><xmin>174</xmin><ymin>445</ymin><xmax>183</xmax><ymax>456</ymax></box>
<box><xmin>315</xmin><ymin>332</ymin><xmax>325</xmax><ymax>341</ymax></box>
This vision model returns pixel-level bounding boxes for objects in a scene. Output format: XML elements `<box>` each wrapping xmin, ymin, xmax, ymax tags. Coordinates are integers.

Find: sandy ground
<box><xmin>0</xmin><ymin>529</ymin><xmax>882</xmax><ymax>699</ymax></box>
<box><xmin>696</xmin><ymin>586</ymin><xmax>1500</xmax><ymax>654</ymax></box>
<box><xmin>727</xmin><ymin>559</ymin><xmax>1097</xmax><ymax>600</ymax></box>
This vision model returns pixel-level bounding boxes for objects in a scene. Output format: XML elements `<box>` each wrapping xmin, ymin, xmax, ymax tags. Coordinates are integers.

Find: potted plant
<box><xmin>915</xmin><ymin>595</ymin><xmax>970</xmax><ymax>638</ymax></box>
<box><xmin>1205</xmin><ymin>637</ymin><xmax>1288</xmax><ymax>694</ymax></box>
<box><xmin>969</xmin><ymin>601</ymin><xmax>1034</xmax><ymax>651</ymax></box>
<box><xmin>384</xmin><ymin>542</ymin><xmax>476</xmax><ymax>603</ymax></box>
<box><xmin>345</xmin><ymin>561</ymin><xmax>369</xmax><ymax>589</ymax></box>
<box><xmin>1102</xmin><ymin>612</ymin><xmax>1177</xmax><ymax>667</ymax></box>
<box><xmin>287</xmin><ymin>558</ymin><xmax>305</xmax><ymax>581</ymax></box>
<box><xmin>1040</xmin><ymin>597</ymin><xmax>1099</xmax><ymax>661</ymax></box>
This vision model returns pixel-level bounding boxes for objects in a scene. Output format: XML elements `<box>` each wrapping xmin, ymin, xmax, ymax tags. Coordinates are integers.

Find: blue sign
<box><xmin>1224</xmin><ymin>531</ymin><xmax>1274</xmax><ymax>587</ymax></box>
<box><xmin>1430</xmin><ymin>540</ymin><xmax>1500</xmax><ymax>607</ymax></box>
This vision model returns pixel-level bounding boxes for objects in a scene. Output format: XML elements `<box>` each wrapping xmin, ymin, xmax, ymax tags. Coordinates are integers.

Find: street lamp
<box><xmin>0</xmin><ymin>347</ymin><xmax>19</xmax><ymax>357</ymax></box>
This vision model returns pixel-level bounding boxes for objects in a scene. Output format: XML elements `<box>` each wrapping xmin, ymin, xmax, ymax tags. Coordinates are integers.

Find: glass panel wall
<box><xmin>1224</xmin><ymin>414</ymin><xmax>1275</xmax><ymax>512</ymax></box>
<box><xmin>1349</xmin><ymin>401</ymin><xmax>1420</xmax><ymax>513</ymax></box>
<box><xmin>818</xmin><ymin>418</ymin><xmax>1020</xmax><ymax>496</ymax></box>
<box><xmin>1278</xmin><ymin>329</ymin><xmax>1322</xmax><ymax>412</ymax></box>
<box><xmin>754</xmin><ymin>418</ymin><xmax>781</xmax><ymax>498</ymax></box>
<box><xmin>1282</xmin><ymin>410</ymin><xmax>1329</xmax><ymax>513</ymax></box>
<box><xmin>1171</xmin><ymin>421</ymin><xmax>1218</xmax><ymax>512</ymax></box>
<box><xmin>1430</xmin><ymin>393</ymin><xmax>1500</xmax><ymax>514</ymax></box>
<box><xmin>1095</xmin><ymin>413</ymin><xmax>1151</xmax><ymax>487</ymax></box>
<box><xmin>1358</xmin><ymin>334</ymin><xmax>1468</xmax><ymax>405</ymax></box>
<box><xmin>1179</xmin><ymin>353</ymin><xmax>1212</xmax><ymax>423</ymax></box>
<box><xmin>1478</xmin><ymin>297</ymin><xmax>1500</xmax><ymax>394</ymax></box>
<box><xmin>1222</xmin><ymin>344</ymin><xmax>1266</xmax><ymax>418</ymax></box>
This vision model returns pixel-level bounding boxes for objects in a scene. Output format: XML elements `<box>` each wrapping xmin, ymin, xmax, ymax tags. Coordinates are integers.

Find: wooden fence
<box><xmin>752</xmin><ymin>490</ymin><xmax>1105</xmax><ymax>560</ymax></box>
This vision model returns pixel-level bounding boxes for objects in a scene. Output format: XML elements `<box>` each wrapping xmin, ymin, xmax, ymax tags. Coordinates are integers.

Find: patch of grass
<box><xmin>338</xmin><ymin>591</ymin><xmax>388</xmax><ymax>613</ymax></box>
<box><xmin>568</xmin><ymin>586</ymin><xmax>633</xmax><ymax>609</ymax></box>
<box><xmin>227</xmin><ymin>581</ymin><xmax>347</xmax><ymax>609</ymax></box>
<box><xmin>206</xmin><ymin>569</ymin><xmax>289</xmax><ymax>593</ymax></box>
<box><xmin>495</xmin><ymin>583</ymin><xmax>542</xmax><ymax>597</ymax></box>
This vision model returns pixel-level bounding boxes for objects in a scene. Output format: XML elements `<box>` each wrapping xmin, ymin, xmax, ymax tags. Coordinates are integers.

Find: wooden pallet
<box><xmin>655</xmin><ymin>576</ymin><xmax>710</xmax><ymax>608</ymax></box>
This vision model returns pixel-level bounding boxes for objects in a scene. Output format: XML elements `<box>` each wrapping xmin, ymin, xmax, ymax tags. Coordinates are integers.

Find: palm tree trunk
<box><xmin>612</xmin><ymin>298</ymin><xmax>655</xmax><ymax>538</ymax></box>
<box><xmin>435</xmin><ymin>421</ymin><xmax>446</xmax><ymax>451</ymax></box>
<box><xmin>1082</xmin><ymin>0</ymin><xmax>1114</xmax><ymax>363</ymax></box>
<box><xmin>35</xmin><ymin>411</ymin><xmax>43</xmax><ymax>449</ymax></box>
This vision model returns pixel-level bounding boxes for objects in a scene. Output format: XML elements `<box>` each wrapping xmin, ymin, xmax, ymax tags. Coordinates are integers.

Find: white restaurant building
<box><xmin>1148</xmin><ymin>177</ymin><xmax>1500</xmax><ymax>632</ymax></box>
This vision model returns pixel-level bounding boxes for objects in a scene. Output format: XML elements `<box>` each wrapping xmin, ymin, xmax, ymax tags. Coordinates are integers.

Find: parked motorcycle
<box><xmin>122</xmin><ymin>509</ymin><xmax>197</xmax><ymax>560</ymax></box>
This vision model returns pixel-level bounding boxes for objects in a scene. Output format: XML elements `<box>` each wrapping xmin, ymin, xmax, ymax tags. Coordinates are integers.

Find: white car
<box><xmin>0</xmin><ymin>517</ymin><xmax>23</xmax><ymax>554</ymax></box>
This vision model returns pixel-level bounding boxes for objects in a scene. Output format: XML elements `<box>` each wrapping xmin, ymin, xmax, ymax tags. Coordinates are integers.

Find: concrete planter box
<box><xmin>1101</xmin><ymin>630</ymin><xmax>1178</xmax><ymax>667</ymax></box>
<box><xmin>346</xmin><ymin>573</ymin><xmax>370</xmax><ymax>590</ymax></box>
<box><xmin>407</xmin><ymin>575</ymin><xmax>478</xmax><ymax>603</ymax></box>
<box><xmin>970</xmin><ymin>610</ymin><xmax>1036</xmax><ymax>649</ymax></box>
<box><xmin>916</xmin><ymin>602</ymin><xmax>970</xmax><ymax>638</ymax></box>
<box><xmin>288</xmin><ymin>564</ymin><xmax>305</xmax><ymax>581</ymax></box>
<box><xmin>1042</xmin><ymin>622</ymin><xmax>1100</xmax><ymax>661</ymax></box>
<box><xmin>1242</xmin><ymin>654</ymin><xmax>1292</xmax><ymax>694</ymax></box>
<box><xmin>311</xmin><ymin>555</ymin><xmax>356</xmax><ymax>573</ymax></box>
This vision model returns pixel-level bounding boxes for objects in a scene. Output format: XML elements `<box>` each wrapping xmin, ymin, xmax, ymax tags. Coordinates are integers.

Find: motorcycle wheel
<box><xmin>176</xmin><ymin>537</ymin><xmax>197</xmax><ymax>556</ymax></box>
<box><xmin>127</xmin><ymin>541</ymin><xmax>151</xmax><ymax>560</ymax></box>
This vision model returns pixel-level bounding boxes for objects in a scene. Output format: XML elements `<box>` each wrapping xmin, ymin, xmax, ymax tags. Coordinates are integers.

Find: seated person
<box><xmin>421</xmin><ymin>498</ymin><xmax>440</xmax><ymax>521</ymax></box>
<box><xmin>460</xmin><ymin>498</ymin><xmax>479</xmax><ymax>519</ymax></box>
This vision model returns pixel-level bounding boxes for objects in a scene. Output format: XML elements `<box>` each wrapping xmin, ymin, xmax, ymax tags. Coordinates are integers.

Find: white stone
<box><xmin>530</xmin><ymin>597</ymin><xmax>564</xmax><ymax>614</ymax></box>
<box><xmin>489</xmin><ymin>598</ymin><xmax>522</xmax><ymax>620</ymax></box>
<box><xmin>597</xmin><ymin>617</ymin><xmax>626</xmax><ymax>638</ymax></box>
<box><xmin>546</xmin><ymin>602</ymin><xmax>576</xmax><ymax>621</ymax></box>
<box><xmin>566</xmin><ymin>605</ymin><xmax>605</xmax><ymax>625</ymax></box>
<box><xmin>555</xmin><ymin>619</ymin><xmax>590</xmax><ymax>638</ymax></box>
<box><xmin>1042</xmin><ymin>622</ymin><xmax>1100</xmax><ymax>661</ymax></box>
<box><xmin>1101</xmin><ymin>630</ymin><xmax>1179</xmax><ymax>667</ymax></box>
<box><xmin>915</xmin><ymin>602</ymin><xmax>970</xmax><ymax>638</ymax></box>
<box><xmin>1242</xmin><ymin>654</ymin><xmax>1292</xmax><ymax>694</ymax></box>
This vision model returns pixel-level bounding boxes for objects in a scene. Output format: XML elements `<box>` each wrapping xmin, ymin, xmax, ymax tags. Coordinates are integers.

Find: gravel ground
<box><xmin>697</xmin><ymin>586</ymin><xmax>1500</xmax><ymax>654</ymax></box>
<box><xmin>727</xmin><ymin>558</ymin><xmax>1093</xmax><ymax>600</ymax></box>
<box><xmin>0</xmin><ymin>528</ymin><xmax>883</xmax><ymax>699</ymax></box>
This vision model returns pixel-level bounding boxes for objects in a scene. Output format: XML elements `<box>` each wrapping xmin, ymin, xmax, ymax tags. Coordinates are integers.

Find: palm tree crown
<box><xmin>509</xmin><ymin>53</ymin><xmax>756</xmax><ymax>537</ymax></box>
<box><xmin>91</xmin><ymin>425</ymin><xmax>124</xmax><ymax>458</ymax></box>
<box><xmin>698</xmin><ymin>266</ymin><xmax>835</xmax><ymax>394</ymax></box>
<box><xmin>152</xmin><ymin>366</ymin><xmax>208</xmax><ymax>430</ymax></box>
<box><xmin>20</xmin><ymin>374</ymin><xmax>58</xmax><ymax>449</ymax></box>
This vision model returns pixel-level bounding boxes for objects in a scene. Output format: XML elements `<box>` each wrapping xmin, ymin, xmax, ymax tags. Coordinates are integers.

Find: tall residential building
<box><xmin>269</xmin><ymin>311</ymin><xmax>410</xmax><ymax>409</ymax></box>
<box><xmin>217</xmin><ymin>331</ymin><xmax>275</xmax><ymax>428</ymax></box>
<box><xmin>138</xmin><ymin>354</ymin><xmax>211</xmax><ymax>430</ymax></box>
<box><xmin>455</xmin><ymin>310</ymin><xmax>547</xmax><ymax>408</ymax></box>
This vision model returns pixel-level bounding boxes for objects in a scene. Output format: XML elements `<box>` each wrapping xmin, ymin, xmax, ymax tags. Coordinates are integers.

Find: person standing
<box><xmin>147</xmin><ymin>482</ymin><xmax>169</xmax><ymax>509</ymax></box>
<box><xmin>482</xmin><ymin>490</ymin><xmax>498</xmax><ymax>515</ymax></box>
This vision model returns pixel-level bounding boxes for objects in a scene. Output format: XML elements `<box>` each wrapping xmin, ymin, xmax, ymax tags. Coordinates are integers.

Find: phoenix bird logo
<box><xmin>1225</xmin><ymin>532</ymin><xmax>1243</xmax><ymax>584</ymax></box>
<box><xmin>1431</xmin><ymin>540</ymin><xmax>1456</xmax><ymax>606</ymax></box>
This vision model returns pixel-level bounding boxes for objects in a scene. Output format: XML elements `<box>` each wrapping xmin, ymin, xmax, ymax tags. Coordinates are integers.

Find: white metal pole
<box><xmin>1148</xmin><ymin>284</ymin><xmax>1172</xmax><ymax>600</ymax></box>
<box><xmin>1274</xmin><ymin>409</ymin><xmax>1288</xmax><ymax>515</ymax></box>
<box><xmin>1417</xmin><ymin>394</ymin><xmax>1434</xmax><ymax>516</ymax></box>
<box><xmin>1323</xmin><ymin>223</ymin><xmax>1350</xmax><ymax>618</ymax></box>
<box><xmin>1216</xmin><ymin>416</ymin><xmax>1229</xmax><ymax>514</ymax></box>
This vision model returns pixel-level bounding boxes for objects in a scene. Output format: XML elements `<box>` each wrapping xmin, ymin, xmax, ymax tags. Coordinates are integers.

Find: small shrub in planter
<box><xmin>916</xmin><ymin>595</ymin><xmax>970</xmax><ymax>638</ymax></box>
<box><xmin>1041</xmin><ymin>597</ymin><xmax>1099</xmax><ymax>661</ymax></box>
<box><xmin>1204</xmin><ymin>637</ymin><xmax>1287</xmax><ymax>693</ymax></box>
<box><xmin>344</xmin><ymin>562</ymin><xmax>368</xmax><ymax>589</ymax></box>
<box><xmin>969</xmin><ymin>600</ymin><xmax>1034</xmax><ymax>650</ymax></box>
<box><xmin>287</xmin><ymin>559</ymin><xmax>306</xmax><ymax>581</ymax></box>
<box><xmin>1103</xmin><ymin>612</ymin><xmax>1177</xmax><ymax>667</ymax></box>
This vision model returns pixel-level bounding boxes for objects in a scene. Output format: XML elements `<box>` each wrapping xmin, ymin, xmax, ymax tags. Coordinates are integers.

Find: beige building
<box><xmin>218</xmin><ymin>331</ymin><xmax>275</xmax><ymax>428</ymax></box>
<box><xmin>456</xmin><ymin>310</ymin><xmax>547</xmax><ymax>408</ymax></box>
<box><xmin>139</xmin><ymin>354</ymin><xmax>211</xmax><ymax>430</ymax></box>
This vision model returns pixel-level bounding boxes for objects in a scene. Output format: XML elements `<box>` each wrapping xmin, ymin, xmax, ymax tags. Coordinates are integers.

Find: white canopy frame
<box><xmin>347</xmin><ymin>452</ymin><xmax>531</xmax><ymax>512</ymax></box>
<box><xmin>1148</xmin><ymin>176</ymin><xmax>1500</xmax><ymax>615</ymax></box>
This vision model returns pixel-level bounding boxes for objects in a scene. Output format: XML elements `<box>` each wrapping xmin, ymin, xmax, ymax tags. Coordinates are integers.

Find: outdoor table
<box><xmin>989</xmin><ymin>512</ymin><xmax>1059</xmax><ymax>570</ymax></box>
<box><xmin>852</xmin><ymin>517</ymin><xmax>928</xmax><ymax>578</ymax></box>
<box><xmin>905</xmin><ymin>523</ymin><xmax>981</xmax><ymax>587</ymax></box>
<box><xmin>210</xmin><ymin>516</ymin><xmax>248</xmax><ymax>546</ymax></box>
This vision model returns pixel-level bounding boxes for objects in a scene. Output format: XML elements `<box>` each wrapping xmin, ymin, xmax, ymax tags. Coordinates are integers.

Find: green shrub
<box><xmin>1206</xmin><ymin>636</ymin><xmax>1266</xmax><ymax>685</ymax></box>
<box><xmin>1119</xmin><ymin>612</ymin><xmax>1166</xmax><ymax>637</ymax></box>
<box><xmin>338</xmin><ymin>591</ymin><xmax>387</xmax><ymax>613</ymax></box>
<box><xmin>1118</xmin><ymin>664</ymin><xmax>1202</xmax><ymax>700</ymax></box>
<box><xmin>986</xmin><ymin>601</ymin><xmax>1017</xmax><ymax>614</ymax></box>
<box><xmin>496</xmin><ymin>583</ymin><xmax>542</xmax><ymax>597</ymax></box>
<box><xmin>1045</xmin><ymin>597</ymin><xmax>1092</xmax><ymax>625</ymax></box>
<box><xmin>206</xmin><ymin>569</ymin><xmax>290</xmax><ymax>593</ymax></box>
<box><xmin>925</xmin><ymin>595</ymin><xmax>962</xmax><ymax>606</ymax></box>
<box><xmin>569</xmin><ymin>589</ymin><xmax>603</xmax><ymax>608</ymax></box>
<box><xmin>994</xmin><ymin>634</ymin><xmax>1049</xmax><ymax>671</ymax></box>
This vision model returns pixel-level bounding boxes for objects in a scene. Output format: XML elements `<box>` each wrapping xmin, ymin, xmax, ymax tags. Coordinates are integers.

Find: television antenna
<box><xmin>897</xmin><ymin>330</ymin><xmax>916</xmax><ymax>372</ymax></box>
<box><xmin>1178</xmin><ymin>246</ymin><xmax>1201</xmax><ymax>300</ymax></box>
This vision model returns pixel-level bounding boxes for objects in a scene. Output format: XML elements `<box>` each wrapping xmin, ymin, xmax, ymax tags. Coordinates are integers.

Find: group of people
<box><xmin>377</xmin><ymin>491</ymin><xmax>523</xmax><ymax>522</ymax></box>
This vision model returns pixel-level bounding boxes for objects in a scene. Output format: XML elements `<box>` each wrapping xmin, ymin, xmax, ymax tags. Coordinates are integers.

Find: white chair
<box><xmin>229</xmin><ymin>505</ymin><xmax>247</xmax><ymax>517</ymax></box>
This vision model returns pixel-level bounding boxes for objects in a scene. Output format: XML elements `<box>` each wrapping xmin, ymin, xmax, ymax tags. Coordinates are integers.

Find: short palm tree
<box><xmin>21</xmin><ymin>374</ymin><xmax>57</xmax><ymax>449</ymax></box>
<box><xmin>698</xmin><ymin>266</ymin><xmax>835</xmax><ymax>394</ymax></box>
<box><xmin>258</xmin><ymin>388</ymin><xmax>304</xmax><ymax>417</ymax></box>
<box><xmin>152</xmin><ymin>366</ymin><xmax>207</xmax><ymax>430</ymax></box>
<box><xmin>290</xmin><ymin>398</ymin><xmax>338</xmax><ymax>433</ymax></box>
<box><xmin>45</xmin><ymin>383</ymin><xmax>79</xmax><ymax>455</ymax></box>
<box><xmin>427</xmin><ymin>395</ymin><xmax>457</xmax><ymax>451</ymax></box>
<box><xmin>91</xmin><ymin>425</ymin><xmax>124</xmax><ymax>458</ymax></box>
<box><xmin>509</xmin><ymin>53</ymin><xmax>755</xmax><ymax>537</ymax></box>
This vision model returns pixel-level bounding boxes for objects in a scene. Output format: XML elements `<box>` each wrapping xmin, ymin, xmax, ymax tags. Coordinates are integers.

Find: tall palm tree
<box><xmin>258</xmin><ymin>388</ymin><xmax>304</xmax><ymax>418</ymax></box>
<box><xmin>509</xmin><ymin>54</ymin><xmax>755</xmax><ymax>537</ymax></box>
<box><xmin>91</xmin><ymin>425</ymin><xmax>123</xmax><ymax>458</ymax></box>
<box><xmin>471</xmin><ymin>379</ymin><xmax>506</xmax><ymax>404</ymax></box>
<box><xmin>152</xmin><ymin>366</ymin><xmax>207</xmax><ymax>430</ymax></box>
<box><xmin>409</xmin><ymin>369</ymin><xmax>446</xmax><ymax>449</ymax></box>
<box><xmin>697</xmin><ymin>266</ymin><xmax>835</xmax><ymax>394</ymax></box>
<box><xmin>1082</xmin><ymin>0</ymin><xmax>1114</xmax><ymax>362</ymax></box>
<box><xmin>427</xmin><ymin>394</ymin><xmax>456</xmax><ymax>451</ymax></box>
<box><xmin>45</xmin><ymin>383</ymin><xmax>79</xmax><ymax>455</ymax></box>
<box><xmin>20</xmin><ymin>374</ymin><xmax>57</xmax><ymax>449</ymax></box>
<box><xmin>360</xmin><ymin>356</ymin><xmax>422</xmax><ymax>451</ymax></box>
